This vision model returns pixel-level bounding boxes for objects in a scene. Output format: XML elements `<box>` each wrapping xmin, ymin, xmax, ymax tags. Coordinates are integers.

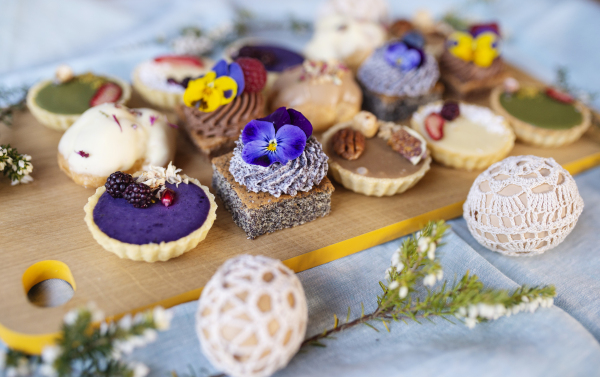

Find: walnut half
<box><xmin>332</xmin><ymin>128</ymin><xmax>366</xmax><ymax>160</ymax></box>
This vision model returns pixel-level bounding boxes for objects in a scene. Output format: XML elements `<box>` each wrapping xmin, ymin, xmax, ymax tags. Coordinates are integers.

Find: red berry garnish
<box><xmin>235</xmin><ymin>57</ymin><xmax>267</xmax><ymax>93</ymax></box>
<box><xmin>90</xmin><ymin>82</ymin><xmax>123</xmax><ymax>107</ymax></box>
<box><xmin>154</xmin><ymin>55</ymin><xmax>204</xmax><ymax>67</ymax></box>
<box><xmin>425</xmin><ymin>113</ymin><xmax>445</xmax><ymax>141</ymax></box>
<box><xmin>545</xmin><ymin>87</ymin><xmax>574</xmax><ymax>104</ymax></box>
<box><xmin>160</xmin><ymin>188</ymin><xmax>176</xmax><ymax>207</ymax></box>
<box><xmin>440</xmin><ymin>101</ymin><xmax>460</xmax><ymax>121</ymax></box>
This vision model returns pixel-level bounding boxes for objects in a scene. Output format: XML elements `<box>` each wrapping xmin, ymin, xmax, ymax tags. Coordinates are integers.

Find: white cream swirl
<box><xmin>229</xmin><ymin>136</ymin><xmax>329</xmax><ymax>197</ymax></box>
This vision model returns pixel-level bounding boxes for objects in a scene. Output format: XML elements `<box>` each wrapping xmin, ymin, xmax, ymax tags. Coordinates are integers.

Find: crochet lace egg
<box><xmin>463</xmin><ymin>155</ymin><xmax>584</xmax><ymax>256</ymax></box>
<box><xmin>196</xmin><ymin>255</ymin><xmax>308</xmax><ymax>377</ymax></box>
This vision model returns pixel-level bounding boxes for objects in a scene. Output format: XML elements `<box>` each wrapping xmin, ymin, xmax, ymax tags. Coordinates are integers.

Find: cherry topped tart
<box><xmin>322</xmin><ymin>111</ymin><xmax>432</xmax><ymax>197</ymax></box>
<box><xmin>84</xmin><ymin>163</ymin><xmax>217</xmax><ymax>262</ymax></box>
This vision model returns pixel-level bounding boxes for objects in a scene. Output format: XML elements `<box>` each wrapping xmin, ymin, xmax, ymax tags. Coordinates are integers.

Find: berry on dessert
<box><xmin>154</xmin><ymin>55</ymin><xmax>204</xmax><ymax>67</ymax></box>
<box><xmin>235</xmin><ymin>57</ymin><xmax>267</xmax><ymax>93</ymax></box>
<box><xmin>424</xmin><ymin>113</ymin><xmax>444</xmax><ymax>140</ymax></box>
<box><xmin>545</xmin><ymin>87</ymin><xmax>574</xmax><ymax>104</ymax></box>
<box><xmin>440</xmin><ymin>101</ymin><xmax>460</xmax><ymax>121</ymax></box>
<box><xmin>105</xmin><ymin>171</ymin><xmax>134</xmax><ymax>198</ymax></box>
<box><xmin>123</xmin><ymin>182</ymin><xmax>153</xmax><ymax>208</ymax></box>
<box><xmin>160</xmin><ymin>188</ymin><xmax>176</xmax><ymax>207</ymax></box>
<box><xmin>89</xmin><ymin>82</ymin><xmax>124</xmax><ymax>107</ymax></box>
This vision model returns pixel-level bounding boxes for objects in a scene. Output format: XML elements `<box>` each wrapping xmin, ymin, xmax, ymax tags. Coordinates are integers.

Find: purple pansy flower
<box><xmin>211</xmin><ymin>59</ymin><xmax>245</xmax><ymax>96</ymax></box>
<box><xmin>384</xmin><ymin>42</ymin><xmax>424</xmax><ymax>72</ymax></box>
<box><xmin>241</xmin><ymin>107</ymin><xmax>313</xmax><ymax>167</ymax></box>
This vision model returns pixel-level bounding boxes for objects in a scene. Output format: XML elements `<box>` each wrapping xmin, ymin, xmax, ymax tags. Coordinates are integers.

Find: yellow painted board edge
<box><xmin>3</xmin><ymin>153</ymin><xmax>599</xmax><ymax>354</ymax></box>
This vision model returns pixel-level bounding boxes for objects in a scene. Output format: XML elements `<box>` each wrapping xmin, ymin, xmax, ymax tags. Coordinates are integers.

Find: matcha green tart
<box><xmin>27</xmin><ymin>66</ymin><xmax>131</xmax><ymax>131</ymax></box>
<box><xmin>490</xmin><ymin>81</ymin><xmax>591</xmax><ymax>148</ymax></box>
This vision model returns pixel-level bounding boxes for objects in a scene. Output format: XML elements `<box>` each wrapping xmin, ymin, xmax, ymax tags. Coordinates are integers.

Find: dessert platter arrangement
<box><xmin>1</xmin><ymin>0</ymin><xmax>600</xmax><ymax>375</ymax></box>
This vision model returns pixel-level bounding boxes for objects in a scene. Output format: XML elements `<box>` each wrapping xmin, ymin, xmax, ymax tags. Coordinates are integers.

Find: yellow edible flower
<box><xmin>183</xmin><ymin>71</ymin><xmax>238</xmax><ymax>112</ymax></box>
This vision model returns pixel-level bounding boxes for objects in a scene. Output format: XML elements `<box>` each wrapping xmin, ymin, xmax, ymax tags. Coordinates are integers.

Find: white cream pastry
<box><xmin>411</xmin><ymin>102</ymin><xmax>515</xmax><ymax>170</ymax></box>
<box><xmin>317</xmin><ymin>0</ymin><xmax>389</xmax><ymax>23</ymax></box>
<box><xmin>304</xmin><ymin>15</ymin><xmax>386</xmax><ymax>72</ymax></box>
<box><xmin>132</xmin><ymin>55</ymin><xmax>212</xmax><ymax>109</ymax></box>
<box><xmin>58</xmin><ymin>103</ymin><xmax>177</xmax><ymax>188</ymax></box>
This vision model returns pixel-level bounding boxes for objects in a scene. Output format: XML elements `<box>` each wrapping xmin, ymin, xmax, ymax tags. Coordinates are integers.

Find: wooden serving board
<box><xmin>1</xmin><ymin>64</ymin><xmax>599</xmax><ymax>353</ymax></box>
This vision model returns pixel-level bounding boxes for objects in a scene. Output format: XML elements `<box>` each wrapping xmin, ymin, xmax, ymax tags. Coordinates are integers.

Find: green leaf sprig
<box><xmin>303</xmin><ymin>220</ymin><xmax>556</xmax><ymax>347</ymax></box>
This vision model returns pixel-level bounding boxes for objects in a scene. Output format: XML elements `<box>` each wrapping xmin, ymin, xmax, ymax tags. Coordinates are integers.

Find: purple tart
<box><xmin>84</xmin><ymin>163</ymin><xmax>217</xmax><ymax>262</ymax></box>
<box><xmin>234</xmin><ymin>45</ymin><xmax>304</xmax><ymax>73</ymax></box>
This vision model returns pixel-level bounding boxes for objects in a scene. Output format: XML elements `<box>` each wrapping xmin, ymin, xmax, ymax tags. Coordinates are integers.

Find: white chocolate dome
<box><xmin>196</xmin><ymin>255</ymin><xmax>308</xmax><ymax>377</ymax></box>
<box><xmin>463</xmin><ymin>155</ymin><xmax>584</xmax><ymax>256</ymax></box>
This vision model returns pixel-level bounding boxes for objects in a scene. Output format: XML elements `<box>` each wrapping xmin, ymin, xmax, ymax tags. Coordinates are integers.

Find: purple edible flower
<box><xmin>168</xmin><ymin>122</ymin><xmax>178</xmax><ymax>129</ymax></box>
<box><xmin>211</xmin><ymin>59</ymin><xmax>245</xmax><ymax>96</ymax></box>
<box><xmin>384</xmin><ymin>42</ymin><xmax>424</xmax><ymax>72</ymax></box>
<box><xmin>149</xmin><ymin>115</ymin><xmax>157</xmax><ymax>125</ymax></box>
<box><xmin>76</xmin><ymin>150</ymin><xmax>90</xmax><ymax>158</ymax></box>
<box><xmin>241</xmin><ymin>107</ymin><xmax>312</xmax><ymax>167</ymax></box>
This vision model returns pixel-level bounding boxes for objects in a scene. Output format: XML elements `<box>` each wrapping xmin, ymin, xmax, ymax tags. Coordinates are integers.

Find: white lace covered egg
<box><xmin>463</xmin><ymin>155</ymin><xmax>584</xmax><ymax>256</ymax></box>
<box><xmin>196</xmin><ymin>255</ymin><xmax>307</xmax><ymax>377</ymax></box>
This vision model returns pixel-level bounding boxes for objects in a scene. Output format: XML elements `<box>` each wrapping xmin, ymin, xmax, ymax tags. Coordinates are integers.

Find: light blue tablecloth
<box><xmin>1</xmin><ymin>1</ymin><xmax>600</xmax><ymax>376</ymax></box>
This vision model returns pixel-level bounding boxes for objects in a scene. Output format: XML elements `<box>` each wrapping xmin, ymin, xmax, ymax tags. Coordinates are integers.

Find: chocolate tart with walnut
<box><xmin>322</xmin><ymin>111</ymin><xmax>431</xmax><ymax>197</ymax></box>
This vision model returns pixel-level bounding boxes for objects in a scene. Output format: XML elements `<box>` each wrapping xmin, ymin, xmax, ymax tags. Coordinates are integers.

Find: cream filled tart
<box><xmin>58</xmin><ymin>103</ymin><xmax>177</xmax><ymax>188</ymax></box>
<box><xmin>322</xmin><ymin>111</ymin><xmax>431</xmax><ymax>196</ymax></box>
<box><xmin>411</xmin><ymin>101</ymin><xmax>514</xmax><ymax>170</ymax></box>
<box><xmin>132</xmin><ymin>55</ymin><xmax>212</xmax><ymax>110</ymax></box>
<box><xmin>84</xmin><ymin>163</ymin><xmax>217</xmax><ymax>262</ymax></box>
<box><xmin>490</xmin><ymin>80</ymin><xmax>591</xmax><ymax>147</ymax></box>
<box><xmin>27</xmin><ymin>66</ymin><xmax>131</xmax><ymax>131</ymax></box>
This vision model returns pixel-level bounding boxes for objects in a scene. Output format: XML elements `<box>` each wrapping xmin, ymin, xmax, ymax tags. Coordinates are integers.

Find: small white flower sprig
<box><xmin>303</xmin><ymin>221</ymin><xmax>557</xmax><ymax>347</ymax></box>
<box><xmin>136</xmin><ymin>162</ymin><xmax>188</xmax><ymax>199</ymax></box>
<box><xmin>0</xmin><ymin>144</ymin><xmax>33</xmax><ymax>185</ymax></box>
<box><xmin>0</xmin><ymin>303</ymin><xmax>173</xmax><ymax>377</ymax></box>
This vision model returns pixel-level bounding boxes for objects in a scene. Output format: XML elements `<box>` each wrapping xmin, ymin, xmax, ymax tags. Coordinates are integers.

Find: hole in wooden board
<box><xmin>27</xmin><ymin>279</ymin><xmax>74</xmax><ymax>308</ymax></box>
<box><xmin>22</xmin><ymin>260</ymin><xmax>76</xmax><ymax>308</ymax></box>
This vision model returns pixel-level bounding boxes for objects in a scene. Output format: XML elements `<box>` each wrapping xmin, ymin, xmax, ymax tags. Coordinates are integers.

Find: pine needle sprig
<box><xmin>303</xmin><ymin>220</ymin><xmax>556</xmax><ymax>347</ymax></box>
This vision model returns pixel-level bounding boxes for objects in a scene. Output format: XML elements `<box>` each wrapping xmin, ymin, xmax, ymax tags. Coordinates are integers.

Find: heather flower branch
<box><xmin>0</xmin><ymin>144</ymin><xmax>33</xmax><ymax>185</ymax></box>
<box><xmin>303</xmin><ymin>221</ymin><xmax>556</xmax><ymax>347</ymax></box>
<box><xmin>0</xmin><ymin>304</ymin><xmax>173</xmax><ymax>377</ymax></box>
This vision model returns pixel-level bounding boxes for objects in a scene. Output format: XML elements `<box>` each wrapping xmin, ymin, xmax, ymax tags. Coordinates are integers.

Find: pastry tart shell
<box><xmin>489</xmin><ymin>86</ymin><xmax>591</xmax><ymax>148</ymax></box>
<box><xmin>132</xmin><ymin>66</ymin><xmax>184</xmax><ymax>110</ymax></box>
<box><xmin>27</xmin><ymin>76</ymin><xmax>131</xmax><ymax>132</ymax></box>
<box><xmin>84</xmin><ymin>175</ymin><xmax>218</xmax><ymax>262</ymax></box>
<box><xmin>58</xmin><ymin>152</ymin><xmax>144</xmax><ymax>189</ymax></box>
<box><xmin>411</xmin><ymin>101</ymin><xmax>515</xmax><ymax>171</ymax></box>
<box><xmin>321</xmin><ymin>122</ymin><xmax>432</xmax><ymax>197</ymax></box>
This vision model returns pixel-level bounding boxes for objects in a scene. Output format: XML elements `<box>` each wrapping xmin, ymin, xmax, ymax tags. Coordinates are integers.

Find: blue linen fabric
<box><xmin>1</xmin><ymin>1</ymin><xmax>600</xmax><ymax>376</ymax></box>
